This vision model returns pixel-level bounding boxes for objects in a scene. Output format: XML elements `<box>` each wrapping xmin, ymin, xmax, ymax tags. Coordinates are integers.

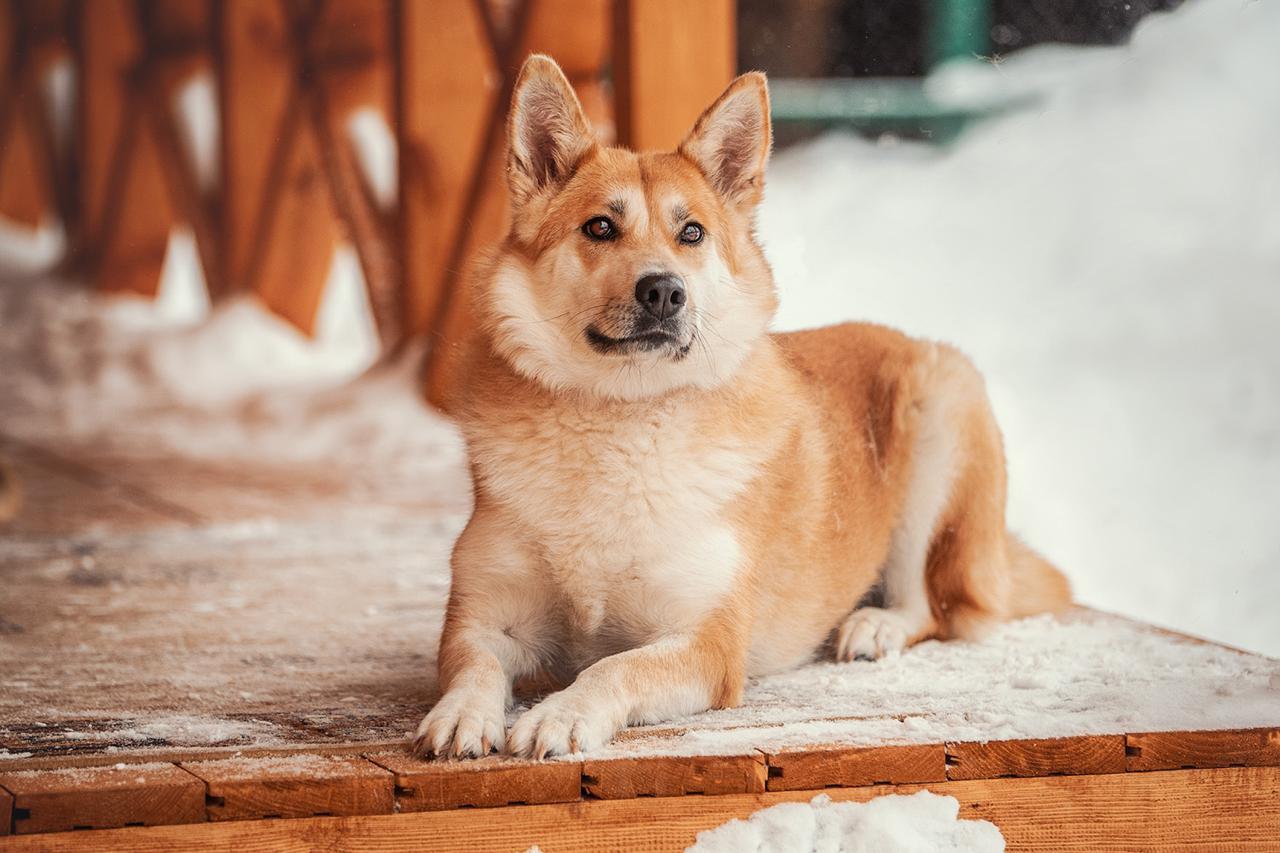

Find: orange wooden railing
<box><xmin>0</xmin><ymin>0</ymin><xmax>734</xmax><ymax>395</ymax></box>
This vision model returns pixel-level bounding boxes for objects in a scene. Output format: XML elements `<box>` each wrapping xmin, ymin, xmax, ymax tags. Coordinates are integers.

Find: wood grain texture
<box><xmin>4</xmin><ymin>767</ymin><xmax>1278</xmax><ymax>851</ymax></box>
<box><xmin>79</xmin><ymin>0</ymin><xmax>179</xmax><ymax>297</ymax></box>
<box><xmin>182</xmin><ymin>755</ymin><xmax>394</xmax><ymax>821</ymax></box>
<box><xmin>220</xmin><ymin>0</ymin><xmax>293</xmax><ymax>293</ymax></box>
<box><xmin>0</xmin><ymin>763</ymin><xmax>204</xmax><ymax>835</ymax></box>
<box><xmin>78</xmin><ymin>0</ymin><xmax>139</xmax><ymax>247</ymax></box>
<box><xmin>613</xmin><ymin>0</ymin><xmax>736</xmax><ymax>151</ymax></box>
<box><xmin>370</xmin><ymin>752</ymin><xmax>582</xmax><ymax>812</ymax></box>
<box><xmin>946</xmin><ymin>735</ymin><xmax>1125</xmax><ymax>781</ymax></box>
<box><xmin>583</xmin><ymin>753</ymin><xmax>766</xmax><ymax>799</ymax></box>
<box><xmin>1126</xmin><ymin>727</ymin><xmax>1280</xmax><ymax>772</ymax></box>
<box><xmin>0</xmin><ymin>94</ymin><xmax>49</xmax><ymax>228</ymax></box>
<box><xmin>0</xmin><ymin>783</ymin><xmax>11</xmax><ymax>837</ymax></box>
<box><xmin>93</xmin><ymin>112</ymin><xmax>178</xmax><ymax>297</ymax></box>
<box><xmin>250</xmin><ymin>120</ymin><xmax>341</xmax><ymax>333</ymax></box>
<box><xmin>397</xmin><ymin>0</ymin><xmax>496</xmax><ymax>338</ymax></box>
<box><xmin>766</xmin><ymin>743</ymin><xmax>945</xmax><ymax>791</ymax></box>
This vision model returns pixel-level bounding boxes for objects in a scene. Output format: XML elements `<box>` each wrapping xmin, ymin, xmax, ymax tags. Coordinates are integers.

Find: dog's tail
<box><xmin>1006</xmin><ymin>533</ymin><xmax>1072</xmax><ymax>617</ymax></box>
<box><xmin>0</xmin><ymin>459</ymin><xmax>22</xmax><ymax>524</ymax></box>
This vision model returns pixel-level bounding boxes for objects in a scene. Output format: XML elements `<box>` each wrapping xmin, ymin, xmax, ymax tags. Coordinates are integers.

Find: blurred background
<box><xmin>1</xmin><ymin>0</ymin><xmax>1277</xmax><ymax>660</ymax></box>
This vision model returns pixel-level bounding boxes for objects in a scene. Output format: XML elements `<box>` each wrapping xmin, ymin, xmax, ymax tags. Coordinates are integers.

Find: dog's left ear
<box><xmin>507</xmin><ymin>54</ymin><xmax>596</xmax><ymax>208</ymax></box>
<box><xmin>679</xmin><ymin>73</ymin><xmax>772</xmax><ymax>208</ymax></box>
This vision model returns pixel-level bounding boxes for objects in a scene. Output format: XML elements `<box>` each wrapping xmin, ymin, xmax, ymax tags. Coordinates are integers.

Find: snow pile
<box><xmin>0</xmin><ymin>270</ymin><xmax>365</xmax><ymax>432</ymax></box>
<box><xmin>760</xmin><ymin>0</ymin><xmax>1280</xmax><ymax>656</ymax></box>
<box><xmin>688</xmin><ymin>792</ymin><xmax>1004</xmax><ymax>853</ymax></box>
<box><xmin>0</xmin><ymin>239</ymin><xmax>454</xmax><ymax>469</ymax></box>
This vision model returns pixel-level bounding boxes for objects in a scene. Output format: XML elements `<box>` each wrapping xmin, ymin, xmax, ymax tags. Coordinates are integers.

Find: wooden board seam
<box><xmin>3</xmin><ymin>724</ymin><xmax>1279</xmax><ymax>834</ymax></box>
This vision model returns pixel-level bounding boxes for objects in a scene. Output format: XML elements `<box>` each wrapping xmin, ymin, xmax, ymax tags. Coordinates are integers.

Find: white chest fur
<box><xmin>468</xmin><ymin>398</ymin><xmax>757</xmax><ymax>638</ymax></box>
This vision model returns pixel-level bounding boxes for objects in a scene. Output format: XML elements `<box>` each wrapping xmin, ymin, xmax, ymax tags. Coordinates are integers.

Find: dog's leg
<box><xmin>412</xmin><ymin>510</ymin><xmax>549</xmax><ymax>758</ymax></box>
<box><xmin>836</xmin><ymin>360</ymin><xmax>960</xmax><ymax>662</ymax></box>
<box><xmin>507</xmin><ymin>611</ymin><xmax>745</xmax><ymax>758</ymax></box>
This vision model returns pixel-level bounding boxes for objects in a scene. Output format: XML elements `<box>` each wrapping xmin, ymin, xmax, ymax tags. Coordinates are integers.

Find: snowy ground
<box><xmin>1</xmin><ymin>0</ymin><xmax>1278</xmax><ymax>658</ymax></box>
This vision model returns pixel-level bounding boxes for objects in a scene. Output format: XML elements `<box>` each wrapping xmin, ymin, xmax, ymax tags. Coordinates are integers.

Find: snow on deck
<box><xmin>1</xmin><ymin>422</ymin><xmax>1275</xmax><ymax>761</ymax></box>
<box><xmin>1</xmin><ymin>0</ymin><xmax>1278</xmax><ymax>763</ymax></box>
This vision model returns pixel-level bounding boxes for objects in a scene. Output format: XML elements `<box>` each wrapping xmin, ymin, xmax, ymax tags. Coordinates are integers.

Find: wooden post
<box><xmin>405</xmin><ymin>0</ymin><xmax>617</xmax><ymax>411</ymax></box>
<box><xmin>613</xmin><ymin>0</ymin><xmax>736</xmax><ymax>152</ymax></box>
<box><xmin>397</xmin><ymin>0</ymin><xmax>499</xmax><ymax>342</ymax></box>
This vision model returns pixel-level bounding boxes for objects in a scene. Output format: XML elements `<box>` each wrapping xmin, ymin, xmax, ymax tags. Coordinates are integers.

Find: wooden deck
<box><xmin>1</xmin><ymin>430</ymin><xmax>1278</xmax><ymax>849</ymax></box>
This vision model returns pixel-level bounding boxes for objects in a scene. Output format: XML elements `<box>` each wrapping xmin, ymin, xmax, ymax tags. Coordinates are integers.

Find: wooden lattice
<box><xmin>0</xmin><ymin>0</ymin><xmax>735</xmax><ymax>392</ymax></box>
<box><xmin>0</xmin><ymin>0</ymin><xmax>72</xmax><ymax>235</ymax></box>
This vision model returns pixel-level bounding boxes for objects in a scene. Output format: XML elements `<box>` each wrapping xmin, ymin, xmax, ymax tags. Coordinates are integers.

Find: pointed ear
<box><xmin>507</xmin><ymin>54</ymin><xmax>596</xmax><ymax>207</ymax></box>
<box><xmin>679</xmin><ymin>72</ymin><xmax>772</xmax><ymax>207</ymax></box>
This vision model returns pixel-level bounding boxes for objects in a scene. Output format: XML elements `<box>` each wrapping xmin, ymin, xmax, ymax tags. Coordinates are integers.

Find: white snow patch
<box><xmin>760</xmin><ymin>0</ymin><xmax>1280</xmax><ymax>656</ymax></box>
<box><xmin>688</xmin><ymin>792</ymin><xmax>1004</xmax><ymax>853</ymax></box>
<box><xmin>346</xmin><ymin>107</ymin><xmax>398</xmax><ymax>209</ymax></box>
<box><xmin>173</xmin><ymin>71</ymin><xmax>221</xmax><ymax>194</ymax></box>
<box><xmin>105</xmin><ymin>715</ymin><xmax>268</xmax><ymax>747</ymax></box>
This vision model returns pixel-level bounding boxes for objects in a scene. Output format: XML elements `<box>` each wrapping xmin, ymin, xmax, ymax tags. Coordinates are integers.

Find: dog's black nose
<box><xmin>634</xmin><ymin>274</ymin><xmax>686</xmax><ymax>320</ymax></box>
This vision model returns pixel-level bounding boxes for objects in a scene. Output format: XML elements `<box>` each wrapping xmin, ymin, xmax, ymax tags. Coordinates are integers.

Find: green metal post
<box><xmin>927</xmin><ymin>0</ymin><xmax>991</xmax><ymax>67</ymax></box>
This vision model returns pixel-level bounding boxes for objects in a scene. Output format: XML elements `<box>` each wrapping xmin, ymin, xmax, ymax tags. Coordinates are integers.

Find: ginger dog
<box><xmin>413</xmin><ymin>55</ymin><xmax>1070</xmax><ymax>759</ymax></box>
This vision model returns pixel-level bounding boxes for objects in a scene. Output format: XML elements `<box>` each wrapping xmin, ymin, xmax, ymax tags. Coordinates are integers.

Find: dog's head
<box><xmin>483</xmin><ymin>55</ymin><xmax>777</xmax><ymax>401</ymax></box>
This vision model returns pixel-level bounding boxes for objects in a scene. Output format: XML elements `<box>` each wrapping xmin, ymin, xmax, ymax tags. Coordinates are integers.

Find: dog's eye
<box><xmin>582</xmin><ymin>217</ymin><xmax>617</xmax><ymax>241</ymax></box>
<box><xmin>679</xmin><ymin>222</ymin><xmax>704</xmax><ymax>245</ymax></box>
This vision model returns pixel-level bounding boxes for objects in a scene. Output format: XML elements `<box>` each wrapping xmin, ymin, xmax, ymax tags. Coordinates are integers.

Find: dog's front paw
<box><xmin>836</xmin><ymin>606</ymin><xmax>915</xmax><ymax>662</ymax></box>
<box><xmin>412</xmin><ymin>689</ymin><xmax>506</xmax><ymax>759</ymax></box>
<box><xmin>507</xmin><ymin>691</ymin><xmax>617</xmax><ymax>759</ymax></box>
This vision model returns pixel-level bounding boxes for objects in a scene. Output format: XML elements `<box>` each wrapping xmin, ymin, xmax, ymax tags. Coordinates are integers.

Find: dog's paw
<box><xmin>836</xmin><ymin>607</ymin><xmax>915</xmax><ymax>662</ymax></box>
<box><xmin>411</xmin><ymin>689</ymin><xmax>506</xmax><ymax>759</ymax></box>
<box><xmin>506</xmin><ymin>691</ymin><xmax>617</xmax><ymax>759</ymax></box>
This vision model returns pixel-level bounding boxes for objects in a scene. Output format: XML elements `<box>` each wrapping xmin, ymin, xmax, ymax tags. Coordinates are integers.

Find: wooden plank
<box><xmin>0</xmin><ymin>741</ymin><xmax>411</xmax><ymax>775</ymax></box>
<box><xmin>583</xmin><ymin>754</ymin><xmax>766</xmax><ymax>799</ymax></box>
<box><xmin>0</xmin><ymin>763</ymin><xmax>205</xmax><ymax>835</ymax></box>
<box><xmin>78</xmin><ymin>0</ymin><xmax>141</xmax><ymax>248</ymax></box>
<box><xmin>397</xmin><ymin>0</ymin><xmax>496</xmax><ymax>338</ymax></box>
<box><xmin>613</xmin><ymin>0</ymin><xmax>735</xmax><ymax>152</ymax></box>
<box><xmin>220</xmin><ymin>0</ymin><xmax>290</xmax><ymax>292</ymax></box>
<box><xmin>312</xmin><ymin>0</ymin><xmax>393</xmax><ymax>120</ymax></box>
<box><xmin>182</xmin><ymin>755</ymin><xmax>394</xmax><ymax>821</ymax></box>
<box><xmin>250</xmin><ymin>118</ymin><xmax>341</xmax><ymax>333</ymax></box>
<box><xmin>4</xmin><ymin>767</ymin><xmax>1278</xmax><ymax>851</ymax></box>
<box><xmin>0</xmin><ymin>434</ymin><xmax>197</xmax><ymax>534</ymax></box>
<box><xmin>946</xmin><ymin>735</ymin><xmax>1125</xmax><ymax>781</ymax></box>
<box><xmin>765</xmin><ymin>743</ymin><xmax>944</xmax><ymax>791</ymax></box>
<box><xmin>525</xmin><ymin>0</ymin><xmax>612</xmax><ymax>78</ymax></box>
<box><xmin>93</xmin><ymin>109</ymin><xmax>178</xmax><ymax>297</ymax></box>
<box><xmin>0</xmin><ymin>782</ymin><xmax>11</xmax><ymax>837</ymax></box>
<box><xmin>311</xmin><ymin>0</ymin><xmax>399</xmax><ymax>344</ymax></box>
<box><xmin>370</xmin><ymin>752</ymin><xmax>582</xmax><ymax>812</ymax></box>
<box><xmin>1126</xmin><ymin>727</ymin><xmax>1280</xmax><ymax>772</ymax></box>
<box><xmin>0</xmin><ymin>88</ymin><xmax>50</xmax><ymax>228</ymax></box>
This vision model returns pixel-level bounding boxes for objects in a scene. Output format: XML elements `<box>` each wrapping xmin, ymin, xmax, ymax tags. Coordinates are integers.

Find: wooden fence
<box><xmin>0</xmin><ymin>0</ymin><xmax>735</xmax><ymax>396</ymax></box>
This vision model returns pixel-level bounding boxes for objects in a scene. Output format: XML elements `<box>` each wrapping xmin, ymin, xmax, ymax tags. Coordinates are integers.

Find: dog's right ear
<box><xmin>507</xmin><ymin>54</ymin><xmax>595</xmax><ymax>208</ymax></box>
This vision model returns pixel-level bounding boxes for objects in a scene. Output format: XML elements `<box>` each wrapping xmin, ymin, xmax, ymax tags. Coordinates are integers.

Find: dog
<box><xmin>413</xmin><ymin>55</ymin><xmax>1070</xmax><ymax>760</ymax></box>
